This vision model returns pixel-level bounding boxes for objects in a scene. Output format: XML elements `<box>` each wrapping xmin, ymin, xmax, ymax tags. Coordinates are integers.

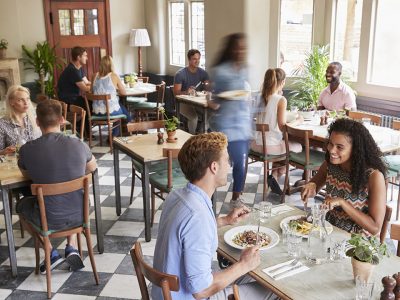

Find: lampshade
<box><xmin>129</xmin><ymin>29</ymin><xmax>151</xmax><ymax>47</ymax></box>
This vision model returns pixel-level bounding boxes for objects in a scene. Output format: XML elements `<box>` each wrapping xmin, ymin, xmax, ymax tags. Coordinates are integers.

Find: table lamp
<box><xmin>129</xmin><ymin>29</ymin><xmax>151</xmax><ymax>77</ymax></box>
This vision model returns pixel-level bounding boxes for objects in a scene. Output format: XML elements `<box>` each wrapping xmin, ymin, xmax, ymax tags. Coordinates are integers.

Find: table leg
<box><xmin>176</xmin><ymin>101</ymin><xmax>181</xmax><ymax>125</ymax></box>
<box><xmin>141</xmin><ymin>163</ymin><xmax>151</xmax><ymax>242</ymax></box>
<box><xmin>203</xmin><ymin>108</ymin><xmax>209</xmax><ymax>133</ymax></box>
<box><xmin>92</xmin><ymin>169</ymin><xmax>104</xmax><ymax>254</ymax></box>
<box><xmin>113</xmin><ymin>146</ymin><xmax>121</xmax><ymax>216</ymax></box>
<box><xmin>1</xmin><ymin>188</ymin><xmax>17</xmax><ymax>276</ymax></box>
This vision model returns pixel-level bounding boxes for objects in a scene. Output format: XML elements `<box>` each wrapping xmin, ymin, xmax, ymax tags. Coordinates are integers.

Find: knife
<box><xmin>272</xmin><ymin>264</ymin><xmax>303</xmax><ymax>280</ymax></box>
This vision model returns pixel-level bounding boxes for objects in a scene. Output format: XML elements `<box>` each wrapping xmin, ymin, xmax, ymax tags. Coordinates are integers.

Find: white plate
<box><xmin>217</xmin><ymin>90</ymin><xmax>250</xmax><ymax>100</ymax></box>
<box><xmin>280</xmin><ymin>215</ymin><xmax>333</xmax><ymax>238</ymax></box>
<box><xmin>224</xmin><ymin>225</ymin><xmax>280</xmax><ymax>250</ymax></box>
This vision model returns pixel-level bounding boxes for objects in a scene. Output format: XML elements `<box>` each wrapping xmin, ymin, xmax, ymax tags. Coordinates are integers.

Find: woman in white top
<box><xmin>92</xmin><ymin>55</ymin><xmax>132</xmax><ymax>136</ymax></box>
<box><xmin>251</xmin><ymin>68</ymin><xmax>303</xmax><ymax>193</ymax></box>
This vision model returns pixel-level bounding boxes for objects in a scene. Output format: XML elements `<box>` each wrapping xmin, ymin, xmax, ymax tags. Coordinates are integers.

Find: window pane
<box><xmin>191</xmin><ymin>2</ymin><xmax>205</xmax><ymax>68</ymax></box>
<box><xmin>170</xmin><ymin>2</ymin><xmax>185</xmax><ymax>66</ymax></box>
<box><xmin>370</xmin><ymin>0</ymin><xmax>400</xmax><ymax>87</ymax></box>
<box><xmin>333</xmin><ymin>0</ymin><xmax>363</xmax><ymax>81</ymax></box>
<box><xmin>279</xmin><ymin>0</ymin><xmax>314</xmax><ymax>76</ymax></box>
<box><xmin>86</xmin><ymin>9</ymin><xmax>98</xmax><ymax>35</ymax></box>
<box><xmin>58</xmin><ymin>9</ymin><xmax>71</xmax><ymax>36</ymax></box>
<box><xmin>73</xmin><ymin>9</ymin><xmax>84</xmax><ymax>36</ymax></box>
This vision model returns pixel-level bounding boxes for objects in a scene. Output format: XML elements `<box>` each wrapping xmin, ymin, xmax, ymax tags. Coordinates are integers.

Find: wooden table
<box><xmin>175</xmin><ymin>94</ymin><xmax>209</xmax><ymax>133</ymax></box>
<box><xmin>0</xmin><ymin>162</ymin><xmax>104</xmax><ymax>277</ymax></box>
<box><xmin>295</xmin><ymin>118</ymin><xmax>400</xmax><ymax>153</ymax></box>
<box><xmin>112</xmin><ymin>130</ymin><xmax>192</xmax><ymax>241</ymax></box>
<box><xmin>218</xmin><ymin>205</ymin><xmax>400</xmax><ymax>300</ymax></box>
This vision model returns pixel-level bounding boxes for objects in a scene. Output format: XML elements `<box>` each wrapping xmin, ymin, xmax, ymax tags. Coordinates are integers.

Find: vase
<box><xmin>351</xmin><ymin>257</ymin><xmax>375</xmax><ymax>282</ymax></box>
<box><xmin>0</xmin><ymin>49</ymin><xmax>6</xmax><ymax>59</ymax></box>
<box><xmin>166</xmin><ymin>130</ymin><xmax>177</xmax><ymax>143</ymax></box>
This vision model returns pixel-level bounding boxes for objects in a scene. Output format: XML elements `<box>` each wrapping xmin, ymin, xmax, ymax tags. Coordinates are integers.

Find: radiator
<box><xmin>381</xmin><ymin>114</ymin><xmax>400</xmax><ymax>128</ymax></box>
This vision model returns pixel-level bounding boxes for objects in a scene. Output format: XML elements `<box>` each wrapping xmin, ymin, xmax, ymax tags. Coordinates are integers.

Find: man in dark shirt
<box><xmin>17</xmin><ymin>99</ymin><xmax>97</xmax><ymax>274</ymax></box>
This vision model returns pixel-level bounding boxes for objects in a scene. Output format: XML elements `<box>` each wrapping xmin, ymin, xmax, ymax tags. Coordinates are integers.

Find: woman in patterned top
<box><xmin>0</xmin><ymin>85</ymin><xmax>40</xmax><ymax>155</ymax></box>
<box><xmin>301</xmin><ymin>118</ymin><xmax>387</xmax><ymax>236</ymax></box>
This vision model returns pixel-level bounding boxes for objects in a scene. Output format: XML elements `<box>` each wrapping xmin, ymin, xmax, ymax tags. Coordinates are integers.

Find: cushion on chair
<box><xmin>249</xmin><ymin>149</ymin><xmax>287</xmax><ymax>161</ymax></box>
<box><xmin>132</xmin><ymin>102</ymin><xmax>158</xmax><ymax>109</ymax></box>
<box><xmin>385</xmin><ymin>155</ymin><xmax>400</xmax><ymax>174</ymax></box>
<box><xmin>126</xmin><ymin>96</ymin><xmax>147</xmax><ymax>103</ymax></box>
<box><xmin>90</xmin><ymin>114</ymin><xmax>127</xmax><ymax>121</ymax></box>
<box><xmin>132</xmin><ymin>159</ymin><xmax>180</xmax><ymax>174</ymax></box>
<box><xmin>149</xmin><ymin>168</ymin><xmax>188</xmax><ymax>191</ymax></box>
<box><xmin>289</xmin><ymin>149</ymin><xmax>326</xmax><ymax>169</ymax></box>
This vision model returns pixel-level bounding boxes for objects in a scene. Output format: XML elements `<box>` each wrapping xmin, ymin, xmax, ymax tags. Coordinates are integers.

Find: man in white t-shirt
<box><xmin>317</xmin><ymin>62</ymin><xmax>356</xmax><ymax>111</ymax></box>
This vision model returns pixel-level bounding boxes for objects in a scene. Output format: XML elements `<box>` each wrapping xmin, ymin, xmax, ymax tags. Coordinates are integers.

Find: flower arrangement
<box><xmin>0</xmin><ymin>39</ymin><xmax>8</xmax><ymax>49</ymax></box>
<box><xmin>160</xmin><ymin>107</ymin><xmax>180</xmax><ymax>132</ymax></box>
<box><xmin>346</xmin><ymin>233</ymin><xmax>389</xmax><ymax>265</ymax></box>
<box><xmin>124</xmin><ymin>73</ymin><xmax>138</xmax><ymax>85</ymax></box>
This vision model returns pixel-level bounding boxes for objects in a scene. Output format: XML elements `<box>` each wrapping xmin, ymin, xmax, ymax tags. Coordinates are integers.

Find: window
<box><xmin>279</xmin><ymin>0</ymin><xmax>314</xmax><ymax>76</ymax></box>
<box><xmin>58</xmin><ymin>8</ymin><xmax>98</xmax><ymax>36</ymax></box>
<box><xmin>168</xmin><ymin>1</ymin><xmax>205</xmax><ymax>68</ymax></box>
<box><xmin>332</xmin><ymin>0</ymin><xmax>363</xmax><ymax>81</ymax></box>
<box><xmin>369</xmin><ymin>0</ymin><xmax>400</xmax><ymax>87</ymax></box>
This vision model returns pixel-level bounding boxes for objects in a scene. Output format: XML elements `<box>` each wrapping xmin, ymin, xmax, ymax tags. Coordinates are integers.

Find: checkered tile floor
<box><xmin>0</xmin><ymin>141</ymin><xmax>398</xmax><ymax>299</ymax></box>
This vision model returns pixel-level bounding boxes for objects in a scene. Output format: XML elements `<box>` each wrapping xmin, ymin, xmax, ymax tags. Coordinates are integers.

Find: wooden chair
<box><xmin>53</xmin><ymin>99</ymin><xmax>68</xmax><ymax>132</ymax></box>
<box><xmin>286</xmin><ymin>125</ymin><xmax>326</xmax><ymax>184</ymax></box>
<box><xmin>149</xmin><ymin>148</ymin><xmax>187</xmax><ymax>226</ymax></box>
<box><xmin>130</xmin><ymin>241</ymin><xmax>179</xmax><ymax>300</ymax></box>
<box><xmin>248</xmin><ymin>124</ymin><xmax>289</xmax><ymax>203</ymax></box>
<box><xmin>69</xmin><ymin>104</ymin><xmax>86</xmax><ymax>140</ymax></box>
<box><xmin>133</xmin><ymin>81</ymin><xmax>166</xmax><ymax>121</ymax></box>
<box><xmin>19</xmin><ymin>174</ymin><xmax>99</xmax><ymax>298</ymax></box>
<box><xmin>390</xmin><ymin>223</ymin><xmax>400</xmax><ymax>257</ymax></box>
<box><xmin>227</xmin><ymin>284</ymin><xmax>240</xmax><ymax>300</ymax></box>
<box><xmin>380</xmin><ymin>205</ymin><xmax>392</xmax><ymax>243</ymax></box>
<box><xmin>84</xmin><ymin>93</ymin><xmax>126</xmax><ymax>151</ymax></box>
<box><xmin>126</xmin><ymin>76</ymin><xmax>150</xmax><ymax>103</ymax></box>
<box><xmin>348</xmin><ymin>111</ymin><xmax>382</xmax><ymax>126</ymax></box>
<box><xmin>393</xmin><ymin>120</ymin><xmax>400</xmax><ymax>131</ymax></box>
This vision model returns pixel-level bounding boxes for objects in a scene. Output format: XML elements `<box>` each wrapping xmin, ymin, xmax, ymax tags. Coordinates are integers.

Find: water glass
<box><xmin>259</xmin><ymin>201</ymin><xmax>272</xmax><ymax>223</ymax></box>
<box><xmin>137</xmin><ymin>78</ymin><xmax>143</xmax><ymax>85</ymax></box>
<box><xmin>287</xmin><ymin>231</ymin><xmax>302</xmax><ymax>258</ymax></box>
<box><xmin>355</xmin><ymin>276</ymin><xmax>375</xmax><ymax>300</ymax></box>
<box><xmin>391</xmin><ymin>132</ymin><xmax>400</xmax><ymax>146</ymax></box>
<box><xmin>328</xmin><ymin>238</ymin><xmax>346</xmax><ymax>261</ymax></box>
<box><xmin>281</xmin><ymin>222</ymin><xmax>289</xmax><ymax>245</ymax></box>
<box><xmin>6</xmin><ymin>153</ymin><xmax>17</xmax><ymax>170</ymax></box>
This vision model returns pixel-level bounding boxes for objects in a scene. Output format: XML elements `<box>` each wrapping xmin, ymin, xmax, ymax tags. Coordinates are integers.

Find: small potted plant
<box><xmin>0</xmin><ymin>38</ymin><xmax>8</xmax><ymax>59</ymax></box>
<box><xmin>124</xmin><ymin>73</ymin><xmax>138</xmax><ymax>88</ymax></box>
<box><xmin>346</xmin><ymin>233</ymin><xmax>389</xmax><ymax>282</ymax></box>
<box><xmin>160</xmin><ymin>107</ymin><xmax>180</xmax><ymax>143</ymax></box>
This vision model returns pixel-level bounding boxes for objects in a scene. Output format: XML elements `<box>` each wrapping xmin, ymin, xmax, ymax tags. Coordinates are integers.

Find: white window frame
<box><xmin>167</xmin><ymin>0</ymin><xmax>205</xmax><ymax>75</ymax></box>
<box><xmin>270</xmin><ymin>0</ymin><xmax>399</xmax><ymax>102</ymax></box>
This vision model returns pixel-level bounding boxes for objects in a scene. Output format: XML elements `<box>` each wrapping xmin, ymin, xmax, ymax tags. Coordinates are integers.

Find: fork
<box><xmin>269</xmin><ymin>259</ymin><xmax>299</xmax><ymax>275</ymax></box>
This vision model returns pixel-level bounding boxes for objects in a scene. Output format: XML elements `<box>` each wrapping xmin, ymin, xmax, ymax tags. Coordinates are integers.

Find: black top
<box><xmin>57</xmin><ymin>63</ymin><xmax>85</xmax><ymax>103</ymax></box>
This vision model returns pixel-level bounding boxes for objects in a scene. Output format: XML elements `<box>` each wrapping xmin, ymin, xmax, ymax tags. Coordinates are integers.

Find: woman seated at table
<box><xmin>0</xmin><ymin>85</ymin><xmax>40</xmax><ymax>155</ymax></box>
<box><xmin>301</xmin><ymin>118</ymin><xmax>387</xmax><ymax>236</ymax></box>
<box><xmin>91</xmin><ymin>55</ymin><xmax>132</xmax><ymax>136</ymax></box>
<box><xmin>251</xmin><ymin>68</ymin><xmax>303</xmax><ymax>194</ymax></box>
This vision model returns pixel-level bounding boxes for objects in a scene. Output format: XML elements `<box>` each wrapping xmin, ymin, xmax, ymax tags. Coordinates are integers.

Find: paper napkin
<box><xmin>271</xmin><ymin>204</ymin><xmax>295</xmax><ymax>216</ymax></box>
<box><xmin>263</xmin><ymin>259</ymin><xmax>310</xmax><ymax>280</ymax></box>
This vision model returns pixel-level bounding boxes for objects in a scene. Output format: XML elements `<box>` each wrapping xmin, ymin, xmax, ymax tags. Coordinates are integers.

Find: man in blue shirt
<box><xmin>152</xmin><ymin>132</ymin><xmax>276</xmax><ymax>299</ymax></box>
<box><xmin>173</xmin><ymin>49</ymin><xmax>209</xmax><ymax>134</ymax></box>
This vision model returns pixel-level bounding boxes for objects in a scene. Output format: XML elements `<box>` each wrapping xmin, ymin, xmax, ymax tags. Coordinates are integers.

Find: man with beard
<box><xmin>317</xmin><ymin>62</ymin><xmax>356</xmax><ymax>111</ymax></box>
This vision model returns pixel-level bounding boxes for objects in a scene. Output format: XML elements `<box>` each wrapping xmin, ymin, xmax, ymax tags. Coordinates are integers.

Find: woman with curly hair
<box><xmin>301</xmin><ymin>118</ymin><xmax>387</xmax><ymax>236</ymax></box>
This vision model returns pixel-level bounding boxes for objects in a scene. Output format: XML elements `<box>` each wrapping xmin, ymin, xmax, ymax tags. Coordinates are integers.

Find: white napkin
<box><xmin>263</xmin><ymin>259</ymin><xmax>309</xmax><ymax>280</ymax></box>
<box><xmin>271</xmin><ymin>205</ymin><xmax>294</xmax><ymax>216</ymax></box>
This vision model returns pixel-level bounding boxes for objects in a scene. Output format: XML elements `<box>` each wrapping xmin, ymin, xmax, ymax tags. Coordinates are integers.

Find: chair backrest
<box><xmin>256</xmin><ymin>123</ymin><xmax>289</xmax><ymax>157</ymax></box>
<box><xmin>69</xmin><ymin>104</ymin><xmax>86</xmax><ymax>139</ymax></box>
<box><xmin>286</xmin><ymin>125</ymin><xmax>313</xmax><ymax>164</ymax></box>
<box><xmin>390</xmin><ymin>223</ymin><xmax>400</xmax><ymax>257</ymax></box>
<box><xmin>126</xmin><ymin>120</ymin><xmax>165</xmax><ymax>134</ymax></box>
<box><xmin>348</xmin><ymin>111</ymin><xmax>382</xmax><ymax>126</ymax></box>
<box><xmin>138</xmin><ymin>76</ymin><xmax>149</xmax><ymax>83</ymax></box>
<box><xmin>84</xmin><ymin>93</ymin><xmax>112</xmax><ymax>120</ymax></box>
<box><xmin>380</xmin><ymin>205</ymin><xmax>392</xmax><ymax>244</ymax></box>
<box><xmin>156</xmin><ymin>81</ymin><xmax>166</xmax><ymax>107</ymax></box>
<box><xmin>130</xmin><ymin>241</ymin><xmax>179</xmax><ymax>300</ymax></box>
<box><xmin>30</xmin><ymin>174</ymin><xmax>91</xmax><ymax>233</ymax></box>
<box><xmin>393</xmin><ymin>120</ymin><xmax>400</xmax><ymax>131</ymax></box>
<box><xmin>227</xmin><ymin>284</ymin><xmax>240</xmax><ymax>300</ymax></box>
<box><xmin>163</xmin><ymin>148</ymin><xmax>181</xmax><ymax>189</ymax></box>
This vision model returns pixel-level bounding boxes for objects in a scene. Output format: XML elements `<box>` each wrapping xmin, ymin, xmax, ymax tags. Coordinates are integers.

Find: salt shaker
<box><xmin>157</xmin><ymin>132</ymin><xmax>164</xmax><ymax>144</ymax></box>
<box><xmin>393</xmin><ymin>273</ymin><xmax>400</xmax><ymax>300</ymax></box>
<box><xmin>381</xmin><ymin>276</ymin><xmax>396</xmax><ymax>300</ymax></box>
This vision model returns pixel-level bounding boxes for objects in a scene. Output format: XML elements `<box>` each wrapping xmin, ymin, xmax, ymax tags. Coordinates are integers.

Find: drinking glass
<box><xmin>259</xmin><ymin>201</ymin><xmax>272</xmax><ymax>223</ymax></box>
<box><xmin>287</xmin><ymin>230</ymin><xmax>302</xmax><ymax>258</ymax></box>
<box><xmin>281</xmin><ymin>222</ymin><xmax>289</xmax><ymax>245</ymax></box>
<box><xmin>391</xmin><ymin>132</ymin><xmax>400</xmax><ymax>146</ymax></box>
<box><xmin>355</xmin><ymin>276</ymin><xmax>375</xmax><ymax>300</ymax></box>
<box><xmin>137</xmin><ymin>78</ymin><xmax>143</xmax><ymax>85</ymax></box>
<box><xmin>328</xmin><ymin>237</ymin><xmax>347</xmax><ymax>261</ymax></box>
<box><xmin>6</xmin><ymin>153</ymin><xmax>17</xmax><ymax>170</ymax></box>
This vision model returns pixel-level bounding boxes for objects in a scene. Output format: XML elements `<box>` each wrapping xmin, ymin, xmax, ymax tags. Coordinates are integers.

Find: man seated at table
<box><xmin>17</xmin><ymin>99</ymin><xmax>97</xmax><ymax>274</ymax></box>
<box><xmin>152</xmin><ymin>132</ymin><xmax>277</xmax><ymax>299</ymax></box>
<box><xmin>173</xmin><ymin>49</ymin><xmax>210</xmax><ymax>134</ymax></box>
<box><xmin>317</xmin><ymin>62</ymin><xmax>356</xmax><ymax>111</ymax></box>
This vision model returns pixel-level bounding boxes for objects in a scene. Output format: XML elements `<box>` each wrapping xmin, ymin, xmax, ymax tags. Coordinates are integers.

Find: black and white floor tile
<box><xmin>0</xmin><ymin>142</ymin><xmax>398</xmax><ymax>299</ymax></box>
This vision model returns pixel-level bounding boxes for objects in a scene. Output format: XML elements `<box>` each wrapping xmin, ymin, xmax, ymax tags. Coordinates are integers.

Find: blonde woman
<box><xmin>0</xmin><ymin>85</ymin><xmax>40</xmax><ymax>155</ymax></box>
<box><xmin>92</xmin><ymin>55</ymin><xmax>132</xmax><ymax>135</ymax></box>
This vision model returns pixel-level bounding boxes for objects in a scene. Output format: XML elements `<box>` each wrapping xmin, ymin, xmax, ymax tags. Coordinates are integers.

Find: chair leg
<box><xmin>43</xmin><ymin>238</ymin><xmax>52</xmax><ymax>299</ymax></box>
<box><xmin>34</xmin><ymin>237</ymin><xmax>40</xmax><ymax>274</ymax></box>
<box><xmin>129</xmin><ymin>162</ymin><xmax>136</xmax><ymax>205</ymax></box>
<box><xmin>98</xmin><ymin>125</ymin><xmax>103</xmax><ymax>146</ymax></box>
<box><xmin>281</xmin><ymin>161</ymin><xmax>290</xmax><ymax>203</ymax></box>
<box><xmin>151</xmin><ymin>186</ymin><xmax>156</xmax><ymax>227</ymax></box>
<box><xmin>88</xmin><ymin>124</ymin><xmax>93</xmax><ymax>148</ymax></box>
<box><xmin>77</xmin><ymin>233</ymin><xmax>82</xmax><ymax>258</ymax></box>
<box><xmin>84</xmin><ymin>228</ymin><xmax>99</xmax><ymax>285</ymax></box>
<box><xmin>263</xmin><ymin>161</ymin><xmax>268</xmax><ymax>201</ymax></box>
<box><xmin>108</xmin><ymin>123</ymin><xmax>113</xmax><ymax>152</ymax></box>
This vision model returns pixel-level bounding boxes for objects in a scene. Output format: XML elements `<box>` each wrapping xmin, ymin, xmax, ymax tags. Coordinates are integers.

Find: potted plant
<box><xmin>289</xmin><ymin>44</ymin><xmax>330</xmax><ymax>118</ymax></box>
<box><xmin>124</xmin><ymin>73</ymin><xmax>138</xmax><ymax>88</ymax></box>
<box><xmin>160</xmin><ymin>107</ymin><xmax>180</xmax><ymax>143</ymax></box>
<box><xmin>345</xmin><ymin>233</ymin><xmax>389</xmax><ymax>282</ymax></box>
<box><xmin>21</xmin><ymin>41</ymin><xmax>65</xmax><ymax>98</ymax></box>
<box><xmin>0</xmin><ymin>38</ymin><xmax>8</xmax><ymax>59</ymax></box>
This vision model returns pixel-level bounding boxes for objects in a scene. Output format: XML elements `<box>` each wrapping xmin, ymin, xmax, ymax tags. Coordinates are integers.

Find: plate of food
<box><xmin>224</xmin><ymin>225</ymin><xmax>280</xmax><ymax>250</ymax></box>
<box><xmin>280</xmin><ymin>215</ymin><xmax>333</xmax><ymax>238</ymax></box>
<box><xmin>217</xmin><ymin>90</ymin><xmax>250</xmax><ymax>100</ymax></box>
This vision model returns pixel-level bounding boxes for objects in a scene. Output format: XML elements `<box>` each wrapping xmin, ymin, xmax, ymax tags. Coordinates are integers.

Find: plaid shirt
<box><xmin>0</xmin><ymin>116</ymin><xmax>40</xmax><ymax>150</ymax></box>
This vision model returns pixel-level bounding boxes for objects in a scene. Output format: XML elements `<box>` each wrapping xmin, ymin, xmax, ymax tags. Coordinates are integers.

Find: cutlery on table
<box><xmin>272</xmin><ymin>263</ymin><xmax>303</xmax><ymax>279</ymax></box>
<box><xmin>194</xmin><ymin>81</ymin><xmax>202</xmax><ymax>90</ymax></box>
<box><xmin>268</xmin><ymin>259</ymin><xmax>299</xmax><ymax>275</ymax></box>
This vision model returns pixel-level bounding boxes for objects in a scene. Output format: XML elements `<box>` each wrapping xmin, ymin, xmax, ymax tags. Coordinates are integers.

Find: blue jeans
<box><xmin>227</xmin><ymin>140</ymin><xmax>250</xmax><ymax>193</ymax></box>
<box><xmin>94</xmin><ymin>105</ymin><xmax>132</xmax><ymax>136</ymax></box>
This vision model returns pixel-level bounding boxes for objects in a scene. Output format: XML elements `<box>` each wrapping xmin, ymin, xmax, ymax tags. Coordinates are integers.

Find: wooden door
<box><xmin>44</xmin><ymin>0</ymin><xmax>112</xmax><ymax>83</ymax></box>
